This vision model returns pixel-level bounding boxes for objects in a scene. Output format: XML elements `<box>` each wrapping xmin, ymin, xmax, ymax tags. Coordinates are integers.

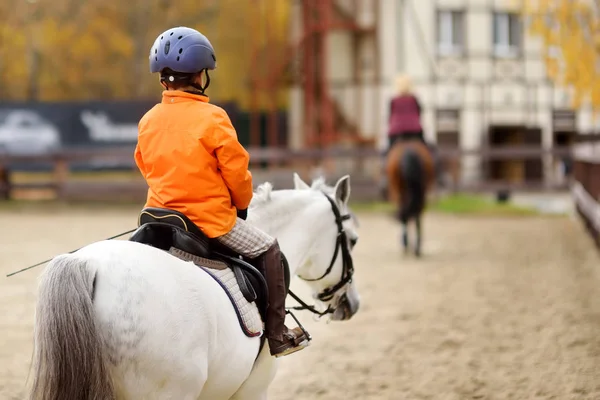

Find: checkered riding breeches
<box><xmin>215</xmin><ymin>217</ymin><xmax>275</xmax><ymax>259</ymax></box>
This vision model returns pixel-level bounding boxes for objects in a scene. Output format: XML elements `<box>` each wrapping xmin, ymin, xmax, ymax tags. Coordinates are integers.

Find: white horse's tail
<box><xmin>30</xmin><ymin>254</ymin><xmax>115</xmax><ymax>400</ymax></box>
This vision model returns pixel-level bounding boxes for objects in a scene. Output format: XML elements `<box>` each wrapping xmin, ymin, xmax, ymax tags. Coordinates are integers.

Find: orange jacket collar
<box><xmin>161</xmin><ymin>90</ymin><xmax>210</xmax><ymax>104</ymax></box>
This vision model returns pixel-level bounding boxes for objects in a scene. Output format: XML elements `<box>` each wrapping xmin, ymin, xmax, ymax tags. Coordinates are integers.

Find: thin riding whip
<box><xmin>5</xmin><ymin>228</ymin><xmax>137</xmax><ymax>278</ymax></box>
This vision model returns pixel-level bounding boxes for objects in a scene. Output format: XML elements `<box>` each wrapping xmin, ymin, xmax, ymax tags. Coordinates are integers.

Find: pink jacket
<box><xmin>388</xmin><ymin>95</ymin><xmax>422</xmax><ymax>136</ymax></box>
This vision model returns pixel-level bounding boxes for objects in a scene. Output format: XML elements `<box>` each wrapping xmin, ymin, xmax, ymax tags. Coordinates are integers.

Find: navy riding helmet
<box><xmin>149</xmin><ymin>27</ymin><xmax>216</xmax><ymax>92</ymax></box>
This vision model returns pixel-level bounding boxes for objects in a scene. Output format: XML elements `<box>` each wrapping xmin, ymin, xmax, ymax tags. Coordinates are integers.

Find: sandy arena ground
<box><xmin>1</xmin><ymin>205</ymin><xmax>599</xmax><ymax>399</ymax></box>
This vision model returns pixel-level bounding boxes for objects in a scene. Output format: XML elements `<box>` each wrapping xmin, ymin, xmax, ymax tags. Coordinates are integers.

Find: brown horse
<box><xmin>385</xmin><ymin>139</ymin><xmax>435</xmax><ymax>256</ymax></box>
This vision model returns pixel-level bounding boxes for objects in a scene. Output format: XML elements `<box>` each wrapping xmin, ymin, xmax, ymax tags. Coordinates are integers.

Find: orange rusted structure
<box><xmin>249</xmin><ymin>0</ymin><xmax>381</xmax><ymax>152</ymax></box>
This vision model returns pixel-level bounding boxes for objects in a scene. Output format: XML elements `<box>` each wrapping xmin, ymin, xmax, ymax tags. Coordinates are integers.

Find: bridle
<box><xmin>287</xmin><ymin>192</ymin><xmax>355</xmax><ymax>317</ymax></box>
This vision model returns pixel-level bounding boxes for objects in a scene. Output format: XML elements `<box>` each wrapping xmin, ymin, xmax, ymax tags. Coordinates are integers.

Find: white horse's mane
<box><xmin>310</xmin><ymin>176</ymin><xmax>333</xmax><ymax>195</ymax></box>
<box><xmin>252</xmin><ymin>182</ymin><xmax>274</xmax><ymax>204</ymax></box>
<box><xmin>252</xmin><ymin>176</ymin><xmax>332</xmax><ymax>205</ymax></box>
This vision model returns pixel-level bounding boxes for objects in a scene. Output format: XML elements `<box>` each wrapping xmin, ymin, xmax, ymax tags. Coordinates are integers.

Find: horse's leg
<box><xmin>401</xmin><ymin>222</ymin><xmax>409</xmax><ymax>253</ymax></box>
<box><xmin>415</xmin><ymin>216</ymin><xmax>422</xmax><ymax>257</ymax></box>
<box><xmin>230</xmin><ymin>346</ymin><xmax>276</xmax><ymax>400</ymax></box>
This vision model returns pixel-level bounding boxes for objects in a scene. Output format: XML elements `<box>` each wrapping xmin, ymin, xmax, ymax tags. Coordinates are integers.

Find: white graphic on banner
<box><xmin>0</xmin><ymin>110</ymin><xmax>61</xmax><ymax>154</ymax></box>
<box><xmin>80</xmin><ymin>110</ymin><xmax>138</xmax><ymax>142</ymax></box>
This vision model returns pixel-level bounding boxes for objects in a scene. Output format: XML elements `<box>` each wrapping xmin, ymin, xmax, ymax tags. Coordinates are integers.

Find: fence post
<box><xmin>0</xmin><ymin>164</ymin><xmax>10</xmax><ymax>200</ymax></box>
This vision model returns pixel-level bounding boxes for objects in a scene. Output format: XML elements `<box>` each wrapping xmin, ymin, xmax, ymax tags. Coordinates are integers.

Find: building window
<box><xmin>437</xmin><ymin>10</ymin><xmax>464</xmax><ymax>56</ymax></box>
<box><xmin>493</xmin><ymin>12</ymin><xmax>521</xmax><ymax>57</ymax></box>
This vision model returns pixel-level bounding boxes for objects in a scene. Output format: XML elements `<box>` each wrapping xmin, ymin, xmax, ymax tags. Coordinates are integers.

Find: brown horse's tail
<box><xmin>398</xmin><ymin>148</ymin><xmax>425</xmax><ymax>223</ymax></box>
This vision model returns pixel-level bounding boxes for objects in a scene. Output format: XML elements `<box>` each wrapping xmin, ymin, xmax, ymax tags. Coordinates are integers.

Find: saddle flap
<box><xmin>232</xmin><ymin>265</ymin><xmax>258</xmax><ymax>303</ymax></box>
<box><xmin>129</xmin><ymin>223</ymin><xmax>174</xmax><ymax>251</ymax></box>
<box><xmin>171</xmin><ymin>228</ymin><xmax>212</xmax><ymax>259</ymax></box>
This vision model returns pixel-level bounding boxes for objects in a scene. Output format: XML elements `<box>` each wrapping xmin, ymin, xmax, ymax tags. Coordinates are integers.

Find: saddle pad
<box><xmin>168</xmin><ymin>247</ymin><xmax>263</xmax><ymax>338</ymax></box>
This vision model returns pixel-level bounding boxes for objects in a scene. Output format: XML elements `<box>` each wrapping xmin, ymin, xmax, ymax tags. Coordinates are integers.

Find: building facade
<box><xmin>288</xmin><ymin>0</ymin><xmax>598</xmax><ymax>185</ymax></box>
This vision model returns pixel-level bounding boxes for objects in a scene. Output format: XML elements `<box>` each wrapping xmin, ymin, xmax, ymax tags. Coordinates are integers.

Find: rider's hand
<box><xmin>237</xmin><ymin>208</ymin><xmax>248</xmax><ymax>220</ymax></box>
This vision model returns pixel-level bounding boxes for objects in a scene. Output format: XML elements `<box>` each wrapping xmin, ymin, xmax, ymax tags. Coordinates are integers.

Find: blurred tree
<box><xmin>211</xmin><ymin>0</ymin><xmax>291</xmax><ymax>110</ymax></box>
<box><xmin>0</xmin><ymin>0</ymin><xmax>291</xmax><ymax>107</ymax></box>
<box><xmin>126</xmin><ymin>0</ymin><xmax>221</xmax><ymax>99</ymax></box>
<box><xmin>244</xmin><ymin>0</ymin><xmax>292</xmax><ymax>111</ymax></box>
<box><xmin>518</xmin><ymin>0</ymin><xmax>600</xmax><ymax>109</ymax></box>
<box><xmin>0</xmin><ymin>0</ymin><xmax>135</xmax><ymax>100</ymax></box>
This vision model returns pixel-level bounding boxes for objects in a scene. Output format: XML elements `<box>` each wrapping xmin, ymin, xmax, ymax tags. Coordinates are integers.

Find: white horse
<box><xmin>29</xmin><ymin>173</ymin><xmax>361</xmax><ymax>400</ymax></box>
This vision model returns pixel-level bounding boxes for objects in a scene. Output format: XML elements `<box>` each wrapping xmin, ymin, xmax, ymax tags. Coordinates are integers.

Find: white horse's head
<box><xmin>250</xmin><ymin>172</ymin><xmax>360</xmax><ymax>322</ymax></box>
<box><xmin>292</xmin><ymin>173</ymin><xmax>360</xmax><ymax>321</ymax></box>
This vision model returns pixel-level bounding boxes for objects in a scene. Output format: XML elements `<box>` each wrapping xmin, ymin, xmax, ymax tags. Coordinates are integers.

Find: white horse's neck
<box><xmin>247</xmin><ymin>185</ymin><xmax>333</xmax><ymax>278</ymax></box>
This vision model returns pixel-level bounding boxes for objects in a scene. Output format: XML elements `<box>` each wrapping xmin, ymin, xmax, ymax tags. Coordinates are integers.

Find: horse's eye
<box><xmin>349</xmin><ymin>237</ymin><xmax>358</xmax><ymax>248</ymax></box>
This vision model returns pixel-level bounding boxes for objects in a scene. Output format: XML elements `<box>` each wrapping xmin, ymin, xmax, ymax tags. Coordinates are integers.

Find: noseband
<box><xmin>287</xmin><ymin>192</ymin><xmax>355</xmax><ymax>316</ymax></box>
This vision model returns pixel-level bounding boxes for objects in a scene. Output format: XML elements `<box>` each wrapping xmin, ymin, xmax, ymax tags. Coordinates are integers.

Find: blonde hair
<box><xmin>395</xmin><ymin>73</ymin><xmax>412</xmax><ymax>95</ymax></box>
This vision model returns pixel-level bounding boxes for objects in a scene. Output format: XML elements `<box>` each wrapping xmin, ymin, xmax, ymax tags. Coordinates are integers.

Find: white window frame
<box><xmin>437</xmin><ymin>10</ymin><xmax>464</xmax><ymax>57</ymax></box>
<box><xmin>493</xmin><ymin>12</ymin><xmax>521</xmax><ymax>58</ymax></box>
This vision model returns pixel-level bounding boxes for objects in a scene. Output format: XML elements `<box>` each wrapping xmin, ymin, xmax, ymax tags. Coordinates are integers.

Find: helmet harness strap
<box><xmin>160</xmin><ymin>69</ymin><xmax>211</xmax><ymax>95</ymax></box>
<box><xmin>192</xmin><ymin>69</ymin><xmax>210</xmax><ymax>94</ymax></box>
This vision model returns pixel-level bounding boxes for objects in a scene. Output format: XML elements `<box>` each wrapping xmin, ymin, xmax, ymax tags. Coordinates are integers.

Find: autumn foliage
<box><xmin>517</xmin><ymin>0</ymin><xmax>600</xmax><ymax>109</ymax></box>
<box><xmin>0</xmin><ymin>0</ymin><xmax>290</xmax><ymax>109</ymax></box>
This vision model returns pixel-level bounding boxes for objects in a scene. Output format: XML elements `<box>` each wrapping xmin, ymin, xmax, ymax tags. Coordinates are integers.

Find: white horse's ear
<box><xmin>293</xmin><ymin>172</ymin><xmax>310</xmax><ymax>190</ymax></box>
<box><xmin>333</xmin><ymin>175</ymin><xmax>351</xmax><ymax>204</ymax></box>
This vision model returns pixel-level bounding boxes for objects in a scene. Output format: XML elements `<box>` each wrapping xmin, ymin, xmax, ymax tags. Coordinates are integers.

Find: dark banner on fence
<box><xmin>0</xmin><ymin>100</ymin><xmax>287</xmax><ymax>169</ymax></box>
<box><xmin>0</xmin><ymin>100</ymin><xmax>240</xmax><ymax>150</ymax></box>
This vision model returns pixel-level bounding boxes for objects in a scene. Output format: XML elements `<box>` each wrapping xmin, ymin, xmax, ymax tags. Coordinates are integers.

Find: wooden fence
<box><xmin>572</xmin><ymin>134</ymin><xmax>600</xmax><ymax>248</ymax></box>
<box><xmin>1</xmin><ymin>142</ymin><xmax>596</xmax><ymax>249</ymax></box>
<box><xmin>0</xmin><ymin>145</ymin><xmax>574</xmax><ymax>202</ymax></box>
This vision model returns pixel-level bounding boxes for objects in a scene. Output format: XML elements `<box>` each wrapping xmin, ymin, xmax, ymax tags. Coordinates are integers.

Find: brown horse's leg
<box><xmin>402</xmin><ymin>221</ymin><xmax>409</xmax><ymax>253</ymax></box>
<box><xmin>415</xmin><ymin>216</ymin><xmax>422</xmax><ymax>257</ymax></box>
<box><xmin>386</xmin><ymin>149</ymin><xmax>400</xmax><ymax>206</ymax></box>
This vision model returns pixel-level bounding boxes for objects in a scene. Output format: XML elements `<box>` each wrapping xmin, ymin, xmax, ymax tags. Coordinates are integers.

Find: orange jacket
<box><xmin>134</xmin><ymin>90</ymin><xmax>253</xmax><ymax>238</ymax></box>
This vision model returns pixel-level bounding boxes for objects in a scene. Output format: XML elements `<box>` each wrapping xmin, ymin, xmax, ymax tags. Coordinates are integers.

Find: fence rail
<box><xmin>572</xmin><ymin>134</ymin><xmax>600</xmax><ymax>248</ymax></box>
<box><xmin>0</xmin><ymin>141</ymin><xmax>597</xmax><ymax>249</ymax></box>
<box><xmin>0</xmin><ymin>145</ymin><xmax>580</xmax><ymax>202</ymax></box>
